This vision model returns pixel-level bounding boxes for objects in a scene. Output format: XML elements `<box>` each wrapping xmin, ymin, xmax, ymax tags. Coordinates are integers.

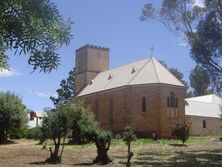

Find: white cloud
<box><xmin>35</xmin><ymin>91</ymin><xmax>52</xmax><ymax>98</ymax></box>
<box><xmin>28</xmin><ymin>90</ymin><xmax>56</xmax><ymax>98</ymax></box>
<box><xmin>0</xmin><ymin>68</ymin><xmax>22</xmax><ymax>77</ymax></box>
<box><xmin>179</xmin><ymin>43</ymin><xmax>188</xmax><ymax>48</ymax></box>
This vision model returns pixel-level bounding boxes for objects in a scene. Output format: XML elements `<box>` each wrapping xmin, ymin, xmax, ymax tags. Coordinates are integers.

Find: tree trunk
<box><xmin>72</xmin><ymin>125</ymin><xmax>81</xmax><ymax>144</ymax></box>
<box><xmin>126</xmin><ymin>143</ymin><xmax>133</xmax><ymax>167</ymax></box>
<box><xmin>93</xmin><ymin>136</ymin><xmax>112</xmax><ymax>164</ymax></box>
<box><xmin>46</xmin><ymin>139</ymin><xmax>61</xmax><ymax>163</ymax></box>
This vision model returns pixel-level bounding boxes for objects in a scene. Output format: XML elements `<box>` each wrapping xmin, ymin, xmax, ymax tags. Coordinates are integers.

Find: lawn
<box><xmin>0</xmin><ymin>136</ymin><xmax>222</xmax><ymax>167</ymax></box>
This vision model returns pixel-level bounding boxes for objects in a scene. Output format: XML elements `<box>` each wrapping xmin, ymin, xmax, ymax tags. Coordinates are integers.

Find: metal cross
<box><xmin>150</xmin><ymin>46</ymin><xmax>154</xmax><ymax>56</ymax></box>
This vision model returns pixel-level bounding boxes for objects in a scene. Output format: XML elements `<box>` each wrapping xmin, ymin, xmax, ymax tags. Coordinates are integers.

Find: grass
<box><xmin>0</xmin><ymin>135</ymin><xmax>222</xmax><ymax>166</ymax></box>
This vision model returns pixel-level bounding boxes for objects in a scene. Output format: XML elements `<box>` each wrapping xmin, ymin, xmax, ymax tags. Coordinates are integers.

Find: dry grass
<box><xmin>0</xmin><ymin>137</ymin><xmax>222</xmax><ymax>167</ymax></box>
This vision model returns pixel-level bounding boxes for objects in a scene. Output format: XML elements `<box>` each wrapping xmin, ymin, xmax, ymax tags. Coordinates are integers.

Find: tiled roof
<box><xmin>78</xmin><ymin>57</ymin><xmax>184</xmax><ymax>96</ymax></box>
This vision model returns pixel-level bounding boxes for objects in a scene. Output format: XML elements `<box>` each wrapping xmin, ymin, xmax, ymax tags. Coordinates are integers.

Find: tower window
<box><xmin>203</xmin><ymin>120</ymin><xmax>206</xmax><ymax>128</ymax></box>
<box><xmin>142</xmin><ymin>97</ymin><xmax>146</xmax><ymax>112</ymax></box>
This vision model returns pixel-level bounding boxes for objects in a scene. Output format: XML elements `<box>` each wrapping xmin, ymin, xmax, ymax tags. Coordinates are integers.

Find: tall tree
<box><xmin>50</xmin><ymin>68</ymin><xmax>76</xmax><ymax>106</ymax></box>
<box><xmin>0</xmin><ymin>91</ymin><xmax>27</xmax><ymax>144</ymax></box>
<box><xmin>0</xmin><ymin>0</ymin><xmax>72</xmax><ymax>72</ymax></box>
<box><xmin>140</xmin><ymin>0</ymin><xmax>222</xmax><ymax>94</ymax></box>
<box><xmin>189</xmin><ymin>64</ymin><xmax>210</xmax><ymax>96</ymax></box>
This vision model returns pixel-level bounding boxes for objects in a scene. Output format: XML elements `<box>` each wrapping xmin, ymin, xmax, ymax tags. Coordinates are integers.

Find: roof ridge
<box><xmin>151</xmin><ymin>57</ymin><xmax>160</xmax><ymax>83</ymax></box>
<box><xmin>127</xmin><ymin>57</ymin><xmax>152</xmax><ymax>85</ymax></box>
<box><xmin>152</xmin><ymin>57</ymin><xmax>184</xmax><ymax>86</ymax></box>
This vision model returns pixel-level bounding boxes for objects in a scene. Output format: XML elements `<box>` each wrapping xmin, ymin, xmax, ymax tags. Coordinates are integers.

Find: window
<box><xmin>142</xmin><ymin>97</ymin><xmax>146</xmax><ymax>112</ymax></box>
<box><xmin>170</xmin><ymin>92</ymin><xmax>175</xmax><ymax>107</ymax></box>
<box><xmin>167</xmin><ymin>92</ymin><xmax>179</xmax><ymax>118</ymax></box>
<box><xmin>175</xmin><ymin>98</ymin><xmax>178</xmax><ymax>107</ymax></box>
<box><xmin>167</xmin><ymin>97</ymin><xmax>170</xmax><ymax>107</ymax></box>
<box><xmin>203</xmin><ymin>120</ymin><xmax>206</xmax><ymax>128</ymax></box>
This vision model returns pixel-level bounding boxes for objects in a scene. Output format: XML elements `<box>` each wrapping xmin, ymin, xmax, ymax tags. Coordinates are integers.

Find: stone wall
<box><xmin>186</xmin><ymin>115</ymin><xmax>222</xmax><ymax>136</ymax></box>
<box><xmin>75</xmin><ymin>45</ymin><xmax>109</xmax><ymax>93</ymax></box>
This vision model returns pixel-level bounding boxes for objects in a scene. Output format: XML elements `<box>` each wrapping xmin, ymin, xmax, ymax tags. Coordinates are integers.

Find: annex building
<box><xmin>75</xmin><ymin>44</ymin><xmax>185</xmax><ymax>138</ymax></box>
<box><xmin>186</xmin><ymin>94</ymin><xmax>222</xmax><ymax>136</ymax></box>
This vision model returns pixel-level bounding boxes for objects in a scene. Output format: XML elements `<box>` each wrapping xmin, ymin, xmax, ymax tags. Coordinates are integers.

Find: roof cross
<box><xmin>150</xmin><ymin>46</ymin><xmax>154</xmax><ymax>56</ymax></box>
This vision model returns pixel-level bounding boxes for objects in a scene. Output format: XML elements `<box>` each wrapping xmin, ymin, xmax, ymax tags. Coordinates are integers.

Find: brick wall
<box><xmin>80</xmin><ymin>84</ymin><xmax>185</xmax><ymax>138</ymax></box>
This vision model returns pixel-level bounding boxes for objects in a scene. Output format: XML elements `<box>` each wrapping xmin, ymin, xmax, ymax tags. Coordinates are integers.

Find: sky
<box><xmin>0</xmin><ymin>0</ymin><xmax>198</xmax><ymax>111</ymax></box>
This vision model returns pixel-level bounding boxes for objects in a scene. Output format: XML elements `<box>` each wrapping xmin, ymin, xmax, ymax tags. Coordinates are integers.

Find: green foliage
<box><xmin>0</xmin><ymin>91</ymin><xmax>27</xmax><ymax>144</ymax></box>
<box><xmin>0</xmin><ymin>0</ymin><xmax>72</xmax><ymax>72</ymax></box>
<box><xmin>172</xmin><ymin>121</ymin><xmax>190</xmax><ymax>144</ymax></box>
<box><xmin>50</xmin><ymin>68</ymin><xmax>76</xmax><ymax>106</ymax></box>
<box><xmin>122</xmin><ymin>126</ymin><xmax>136</xmax><ymax>167</ymax></box>
<box><xmin>26</xmin><ymin>127</ymin><xmax>42</xmax><ymax>140</ymax></box>
<box><xmin>141</xmin><ymin>0</ymin><xmax>222</xmax><ymax>95</ymax></box>
<box><xmin>69</xmin><ymin>100</ymin><xmax>97</xmax><ymax>144</ymax></box>
<box><xmin>9</xmin><ymin>128</ymin><xmax>27</xmax><ymax>139</ymax></box>
<box><xmin>189</xmin><ymin>64</ymin><xmax>210</xmax><ymax>96</ymax></box>
<box><xmin>122</xmin><ymin>126</ymin><xmax>136</xmax><ymax>145</ymax></box>
<box><xmin>190</xmin><ymin>0</ymin><xmax>222</xmax><ymax>93</ymax></box>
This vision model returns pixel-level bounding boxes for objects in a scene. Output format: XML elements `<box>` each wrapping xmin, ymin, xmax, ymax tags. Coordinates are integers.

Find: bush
<box><xmin>9</xmin><ymin>128</ymin><xmax>27</xmax><ymax>139</ymax></box>
<box><xmin>26</xmin><ymin>127</ymin><xmax>42</xmax><ymax>140</ymax></box>
<box><xmin>172</xmin><ymin>121</ymin><xmax>189</xmax><ymax>144</ymax></box>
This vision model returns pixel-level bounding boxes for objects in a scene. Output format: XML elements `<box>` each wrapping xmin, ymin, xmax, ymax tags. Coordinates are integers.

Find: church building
<box><xmin>75</xmin><ymin>44</ymin><xmax>186</xmax><ymax>137</ymax></box>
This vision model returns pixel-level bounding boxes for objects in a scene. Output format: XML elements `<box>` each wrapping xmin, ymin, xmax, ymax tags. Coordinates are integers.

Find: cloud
<box><xmin>28</xmin><ymin>90</ymin><xmax>56</xmax><ymax>98</ymax></box>
<box><xmin>179</xmin><ymin>43</ymin><xmax>188</xmax><ymax>48</ymax></box>
<box><xmin>0</xmin><ymin>68</ymin><xmax>22</xmax><ymax>77</ymax></box>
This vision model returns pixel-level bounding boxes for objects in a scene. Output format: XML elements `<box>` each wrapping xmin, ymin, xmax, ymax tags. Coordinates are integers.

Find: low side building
<box><xmin>75</xmin><ymin>44</ymin><xmax>186</xmax><ymax>138</ymax></box>
<box><xmin>185</xmin><ymin>94</ymin><xmax>222</xmax><ymax>136</ymax></box>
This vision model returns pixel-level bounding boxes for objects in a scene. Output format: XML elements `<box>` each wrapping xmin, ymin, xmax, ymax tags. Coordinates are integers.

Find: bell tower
<box><xmin>75</xmin><ymin>44</ymin><xmax>109</xmax><ymax>94</ymax></box>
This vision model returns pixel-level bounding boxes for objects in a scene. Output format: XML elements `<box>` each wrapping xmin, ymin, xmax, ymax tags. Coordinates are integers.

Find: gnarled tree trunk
<box><xmin>93</xmin><ymin>134</ymin><xmax>112</xmax><ymax>164</ymax></box>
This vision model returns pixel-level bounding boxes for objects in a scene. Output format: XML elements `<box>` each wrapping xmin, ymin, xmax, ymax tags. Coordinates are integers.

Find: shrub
<box><xmin>9</xmin><ymin>128</ymin><xmax>27</xmax><ymax>139</ymax></box>
<box><xmin>26</xmin><ymin>127</ymin><xmax>42</xmax><ymax>140</ymax></box>
<box><xmin>172</xmin><ymin>121</ymin><xmax>189</xmax><ymax>144</ymax></box>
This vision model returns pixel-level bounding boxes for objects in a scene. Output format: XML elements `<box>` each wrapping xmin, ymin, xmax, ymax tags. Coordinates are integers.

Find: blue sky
<box><xmin>0</xmin><ymin>0</ymin><xmax>196</xmax><ymax>111</ymax></box>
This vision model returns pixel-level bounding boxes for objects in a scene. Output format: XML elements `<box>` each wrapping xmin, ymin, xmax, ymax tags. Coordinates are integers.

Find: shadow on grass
<box><xmin>0</xmin><ymin>140</ymin><xmax>17</xmax><ymax>145</ymax></box>
<box><xmin>28</xmin><ymin>161</ymin><xmax>48</xmax><ymax>165</ymax></box>
<box><xmin>169</xmin><ymin>143</ymin><xmax>187</xmax><ymax>147</ymax></box>
<box><xmin>74</xmin><ymin>162</ymin><xmax>95</xmax><ymax>166</ymax></box>
<box><xmin>133</xmin><ymin>148</ymin><xmax>222</xmax><ymax>167</ymax></box>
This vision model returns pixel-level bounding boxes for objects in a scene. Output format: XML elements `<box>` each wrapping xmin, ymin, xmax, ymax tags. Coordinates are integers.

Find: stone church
<box><xmin>75</xmin><ymin>44</ymin><xmax>185</xmax><ymax>137</ymax></box>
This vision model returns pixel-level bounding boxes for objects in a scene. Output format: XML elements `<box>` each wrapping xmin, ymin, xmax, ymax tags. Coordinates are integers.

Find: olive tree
<box><xmin>122</xmin><ymin>126</ymin><xmax>136</xmax><ymax>167</ymax></box>
<box><xmin>41</xmin><ymin>105</ymin><xmax>73</xmax><ymax>163</ymax></box>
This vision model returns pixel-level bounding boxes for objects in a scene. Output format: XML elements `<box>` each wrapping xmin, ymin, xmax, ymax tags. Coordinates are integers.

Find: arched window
<box><xmin>203</xmin><ymin>120</ymin><xmax>206</xmax><ymax>128</ymax></box>
<box><xmin>167</xmin><ymin>97</ymin><xmax>170</xmax><ymax>107</ymax></box>
<box><xmin>170</xmin><ymin>92</ymin><xmax>175</xmax><ymax>107</ymax></box>
<box><xmin>142</xmin><ymin>97</ymin><xmax>146</xmax><ymax>112</ymax></box>
<box><xmin>175</xmin><ymin>98</ymin><xmax>178</xmax><ymax>108</ymax></box>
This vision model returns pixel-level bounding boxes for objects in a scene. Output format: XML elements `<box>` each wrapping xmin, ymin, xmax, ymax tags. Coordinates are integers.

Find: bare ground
<box><xmin>0</xmin><ymin>138</ymin><xmax>222</xmax><ymax>167</ymax></box>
